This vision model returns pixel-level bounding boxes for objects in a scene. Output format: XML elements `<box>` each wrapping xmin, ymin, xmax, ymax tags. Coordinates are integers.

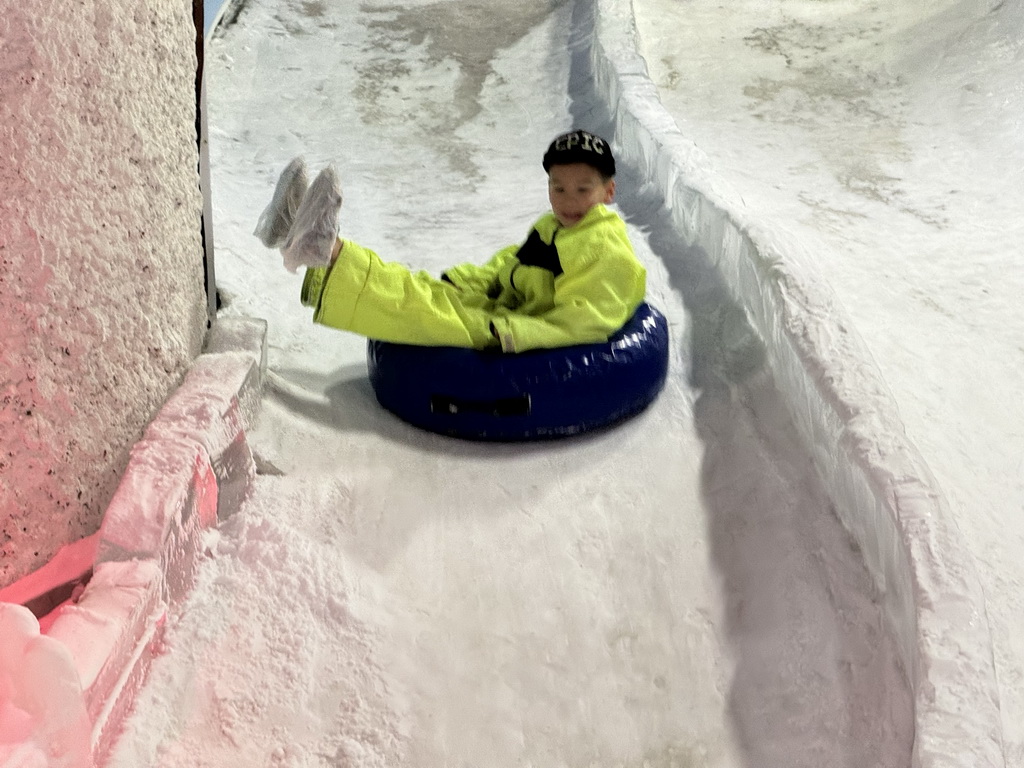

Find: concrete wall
<box><xmin>0</xmin><ymin>2</ymin><xmax>209</xmax><ymax>589</ymax></box>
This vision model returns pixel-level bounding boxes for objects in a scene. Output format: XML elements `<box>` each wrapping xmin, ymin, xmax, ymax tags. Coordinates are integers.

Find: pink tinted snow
<box><xmin>0</xmin><ymin>534</ymin><xmax>99</xmax><ymax>625</ymax></box>
<box><xmin>0</xmin><ymin>604</ymin><xmax>91</xmax><ymax>768</ymax></box>
<box><xmin>142</xmin><ymin>351</ymin><xmax>259</xmax><ymax>522</ymax></box>
<box><xmin>95</xmin><ymin>435</ymin><xmax>219</xmax><ymax>606</ymax></box>
<box><xmin>0</xmin><ymin>318</ymin><xmax>266</xmax><ymax>768</ymax></box>
<box><xmin>46</xmin><ymin>561</ymin><xmax>164</xmax><ymax>765</ymax></box>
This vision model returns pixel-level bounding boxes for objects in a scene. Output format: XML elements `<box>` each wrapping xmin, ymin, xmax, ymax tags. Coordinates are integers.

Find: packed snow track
<box><xmin>107</xmin><ymin>1</ymin><xmax>912</xmax><ymax>765</ymax></box>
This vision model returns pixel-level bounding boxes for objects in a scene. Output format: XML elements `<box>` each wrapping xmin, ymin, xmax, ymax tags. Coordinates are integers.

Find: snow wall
<box><xmin>0</xmin><ymin>2</ymin><xmax>209</xmax><ymax>589</ymax></box>
<box><xmin>581</xmin><ymin>0</ymin><xmax>1004</xmax><ymax>765</ymax></box>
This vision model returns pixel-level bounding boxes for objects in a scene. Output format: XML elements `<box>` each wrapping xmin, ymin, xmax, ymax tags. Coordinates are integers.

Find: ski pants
<box><xmin>301</xmin><ymin>241</ymin><xmax>498</xmax><ymax>349</ymax></box>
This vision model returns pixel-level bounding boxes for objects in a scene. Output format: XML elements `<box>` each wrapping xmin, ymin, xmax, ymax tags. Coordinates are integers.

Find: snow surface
<box><xmin>634</xmin><ymin>0</ymin><xmax>1023</xmax><ymax>762</ymax></box>
<box><xmin>101</xmin><ymin>0</ymin><xmax>1019</xmax><ymax>765</ymax></box>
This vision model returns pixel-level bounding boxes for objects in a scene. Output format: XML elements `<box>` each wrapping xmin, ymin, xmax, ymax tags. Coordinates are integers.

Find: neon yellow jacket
<box><xmin>301</xmin><ymin>204</ymin><xmax>646</xmax><ymax>353</ymax></box>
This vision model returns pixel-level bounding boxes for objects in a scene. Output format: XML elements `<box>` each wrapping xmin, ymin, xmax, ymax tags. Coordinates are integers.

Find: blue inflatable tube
<box><xmin>366</xmin><ymin>303</ymin><xmax>669</xmax><ymax>441</ymax></box>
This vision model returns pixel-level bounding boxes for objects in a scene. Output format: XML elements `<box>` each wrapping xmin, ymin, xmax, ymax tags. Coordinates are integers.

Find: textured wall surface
<box><xmin>0</xmin><ymin>2</ymin><xmax>208</xmax><ymax>588</ymax></box>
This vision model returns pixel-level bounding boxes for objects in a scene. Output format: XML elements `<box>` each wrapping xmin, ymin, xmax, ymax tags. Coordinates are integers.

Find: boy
<box><xmin>254</xmin><ymin>130</ymin><xmax>646</xmax><ymax>353</ymax></box>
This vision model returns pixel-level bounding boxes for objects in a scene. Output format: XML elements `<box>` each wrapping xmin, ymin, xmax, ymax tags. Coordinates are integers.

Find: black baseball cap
<box><xmin>542</xmin><ymin>130</ymin><xmax>616</xmax><ymax>178</ymax></box>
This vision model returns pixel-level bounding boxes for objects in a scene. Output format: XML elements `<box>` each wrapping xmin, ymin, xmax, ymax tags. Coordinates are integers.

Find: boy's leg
<box><xmin>282</xmin><ymin>166</ymin><xmax>343</xmax><ymax>273</ymax></box>
<box><xmin>310</xmin><ymin>242</ymin><xmax>497</xmax><ymax>349</ymax></box>
<box><xmin>253</xmin><ymin>157</ymin><xmax>309</xmax><ymax>249</ymax></box>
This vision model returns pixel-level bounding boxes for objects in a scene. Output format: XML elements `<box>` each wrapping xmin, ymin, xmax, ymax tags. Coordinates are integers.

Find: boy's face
<box><xmin>547</xmin><ymin>163</ymin><xmax>616</xmax><ymax>228</ymax></box>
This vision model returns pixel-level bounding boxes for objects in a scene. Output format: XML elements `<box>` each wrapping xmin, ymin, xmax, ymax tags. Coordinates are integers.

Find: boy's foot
<box><xmin>253</xmin><ymin>156</ymin><xmax>309</xmax><ymax>249</ymax></box>
<box><xmin>282</xmin><ymin>165</ymin><xmax>343</xmax><ymax>273</ymax></box>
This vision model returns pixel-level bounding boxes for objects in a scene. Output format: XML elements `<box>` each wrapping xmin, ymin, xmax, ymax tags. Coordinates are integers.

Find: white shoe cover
<box><xmin>282</xmin><ymin>166</ymin><xmax>343</xmax><ymax>273</ymax></box>
<box><xmin>253</xmin><ymin>156</ymin><xmax>309</xmax><ymax>249</ymax></box>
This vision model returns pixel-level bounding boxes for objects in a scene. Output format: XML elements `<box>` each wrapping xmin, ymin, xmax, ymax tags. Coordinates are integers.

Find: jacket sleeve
<box><xmin>441</xmin><ymin>245</ymin><xmax>519</xmax><ymax>295</ymax></box>
<box><xmin>489</xmin><ymin>248</ymin><xmax>646</xmax><ymax>353</ymax></box>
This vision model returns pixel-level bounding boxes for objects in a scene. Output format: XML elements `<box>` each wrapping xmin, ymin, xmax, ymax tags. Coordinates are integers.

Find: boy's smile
<box><xmin>547</xmin><ymin>163</ymin><xmax>616</xmax><ymax>228</ymax></box>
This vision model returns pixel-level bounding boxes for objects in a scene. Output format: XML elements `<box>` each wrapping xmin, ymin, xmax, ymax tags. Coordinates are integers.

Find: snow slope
<box><xmin>103</xmin><ymin>0</ymin><xmax>918</xmax><ymax>766</ymax></box>
<box><xmin>634</xmin><ymin>0</ymin><xmax>1023</xmax><ymax>763</ymax></box>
